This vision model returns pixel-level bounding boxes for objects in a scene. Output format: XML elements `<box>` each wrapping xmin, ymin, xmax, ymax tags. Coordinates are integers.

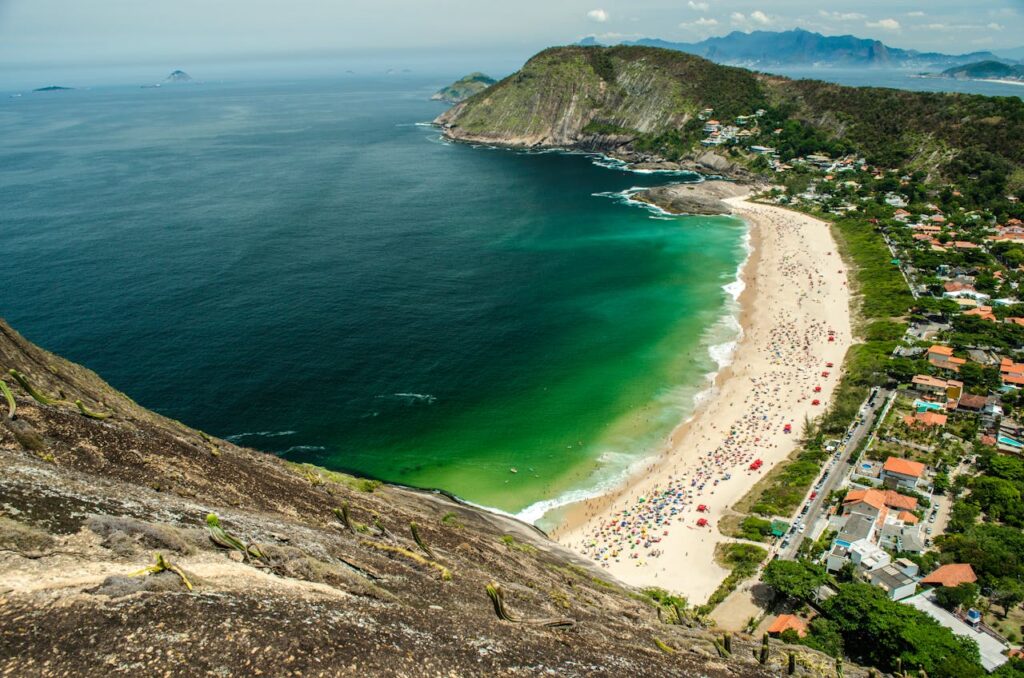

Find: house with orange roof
<box><xmin>904</xmin><ymin>411</ymin><xmax>948</xmax><ymax>428</ymax></box>
<box><xmin>1005</xmin><ymin>317</ymin><xmax>1024</xmax><ymax>327</ymax></box>
<box><xmin>910</xmin><ymin>375</ymin><xmax>963</xmax><ymax>407</ymax></box>
<box><xmin>882</xmin><ymin>457</ymin><xmax>926</xmax><ymax>491</ymax></box>
<box><xmin>954</xmin><ymin>241</ymin><xmax>980</xmax><ymax>250</ymax></box>
<box><xmin>843</xmin><ymin>488</ymin><xmax>918</xmax><ymax>514</ymax></box>
<box><xmin>897</xmin><ymin>511</ymin><xmax>919</xmax><ymax>525</ymax></box>
<box><xmin>767</xmin><ymin>614</ymin><xmax>807</xmax><ymax>638</ymax></box>
<box><xmin>920</xmin><ymin>563</ymin><xmax>977</xmax><ymax>588</ymax></box>
<box><xmin>964</xmin><ymin>306</ymin><xmax>996</xmax><ymax>322</ymax></box>
<box><xmin>927</xmin><ymin>345</ymin><xmax>968</xmax><ymax>373</ymax></box>
<box><xmin>1001</xmin><ymin>358</ymin><xmax>1024</xmax><ymax>388</ymax></box>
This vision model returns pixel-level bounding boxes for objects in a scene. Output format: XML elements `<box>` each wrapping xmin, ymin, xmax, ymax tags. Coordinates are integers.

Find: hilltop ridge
<box><xmin>436</xmin><ymin>45</ymin><xmax>1024</xmax><ymax>190</ymax></box>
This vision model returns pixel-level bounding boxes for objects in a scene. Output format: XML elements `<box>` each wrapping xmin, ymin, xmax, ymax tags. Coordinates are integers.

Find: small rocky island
<box><xmin>431</xmin><ymin>72</ymin><xmax>495</xmax><ymax>103</ymax></box>
<box><xmin>165</xmin><ymin>70</ymin><xmax>193</xmax><ymax>83</ymax></box>
<box><xmin>32</xmin><ymin>85</ymin><xmax>73</xmax><ymax>92</ymax></box>
<box><xmin>923</xmin><ymin>60</ymin><xmax>1024</xmax><ymax>83</ymax></box>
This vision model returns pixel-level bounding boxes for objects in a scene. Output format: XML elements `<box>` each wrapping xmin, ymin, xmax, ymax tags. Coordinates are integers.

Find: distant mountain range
<box><xmin>579</xmin><ymin>29</ymin><xmax>1012</xmax><ymax>69</ymax></box>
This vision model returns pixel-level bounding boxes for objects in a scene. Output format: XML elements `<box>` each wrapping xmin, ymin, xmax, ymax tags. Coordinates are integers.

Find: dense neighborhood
<box><xmin>701</xmin><ymin>120</ymin><xmax>1024</xmax><ymax>675</ymax></box>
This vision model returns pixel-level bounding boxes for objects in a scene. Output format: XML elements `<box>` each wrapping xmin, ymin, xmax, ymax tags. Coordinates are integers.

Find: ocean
<box><xmin>0</xmin><ymin>76</ymin><xmax>747</xmax><ymax>525</ymax></box>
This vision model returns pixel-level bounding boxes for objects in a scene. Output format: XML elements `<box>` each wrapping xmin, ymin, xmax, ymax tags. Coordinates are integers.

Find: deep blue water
<box><xmin>0</xmin><ymin>78</ymin><xmax>745</xmax><ymax>517</ymax></box>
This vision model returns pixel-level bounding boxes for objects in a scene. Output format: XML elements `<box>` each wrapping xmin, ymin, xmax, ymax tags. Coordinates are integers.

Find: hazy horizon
<box><xmin>1</xmin><ymin>0</ymin><xmax>1022</xmax><ymax>89</ymax></box>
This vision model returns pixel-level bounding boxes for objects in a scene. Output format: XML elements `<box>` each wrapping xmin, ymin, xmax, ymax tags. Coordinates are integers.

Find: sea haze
<box><xmin>0</xmin><ymin>76</ymin><xmax>746</xmax><ymax>520</ymax></box>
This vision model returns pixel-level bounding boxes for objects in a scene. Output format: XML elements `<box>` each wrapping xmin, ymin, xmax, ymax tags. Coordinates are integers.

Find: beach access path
<box><xmin>554</xmin><ymin>196</ymin><xmax>853</xmax><ymax>604</ymax></box>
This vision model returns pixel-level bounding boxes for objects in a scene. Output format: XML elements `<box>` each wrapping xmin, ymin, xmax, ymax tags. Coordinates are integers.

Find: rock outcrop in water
<box><xmin>0</xmin><ymin>316</ymin><xmax>870</xmax><ymax>675</ymax></box>
<box><xmin>633</xmin><ymin>180</ymin><xmax>749</xmax><ymax>215</ymax></box>
<box><xmin>165</xmin><ymin>70</ymin><xmax>193</xmax><ymax>83</ymax></box>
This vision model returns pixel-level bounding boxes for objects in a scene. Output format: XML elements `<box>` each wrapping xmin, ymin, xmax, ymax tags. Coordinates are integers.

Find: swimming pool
<box><xmin>999</xmin><ymin>435</ymin><xmax>1023</xmax><ymax>449</ymax></box>
<box><xmin>914</xmin><ymin>400</ymin><xmax>944</xmax><ymax>413</ymax></box>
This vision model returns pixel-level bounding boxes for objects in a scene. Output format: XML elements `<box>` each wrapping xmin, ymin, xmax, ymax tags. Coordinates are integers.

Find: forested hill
<box><xmin>436</xmin><ymin>46</ymin><xmax>1024</xmax><ymax>195</ymax></box>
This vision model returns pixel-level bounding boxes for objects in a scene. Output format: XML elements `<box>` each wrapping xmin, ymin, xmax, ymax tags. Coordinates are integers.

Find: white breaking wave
<box><xmin>283</xmin><ymin>445</ymin><xmax>326</xmax><ymax>454</ymax></box>
<box><xmin>225</xmin><ymin>430</ymin><xmax>297</xmax><ymax>442</ymax></box>
<box><xmin>378</xmin><ymin>392</ymin><xmax>437</xmax><ymax>404</ymax></box>
<box><xmin>507</xmin><ymin>208</ymin><xmax>754</xmax><ymax>527</ymax></box>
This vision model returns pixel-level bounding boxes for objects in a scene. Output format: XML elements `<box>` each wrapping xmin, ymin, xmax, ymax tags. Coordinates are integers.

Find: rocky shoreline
<box><xmin>631</xmin><ymin>180</ymin><xmax>753</xmax><ymax>216</ymax></box>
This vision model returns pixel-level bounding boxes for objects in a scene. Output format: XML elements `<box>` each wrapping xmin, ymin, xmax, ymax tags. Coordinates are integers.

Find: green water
<box><xmin>0</xmin><ymin>76</ymin><xmax>746</xmax><ymax>522</ymax></box>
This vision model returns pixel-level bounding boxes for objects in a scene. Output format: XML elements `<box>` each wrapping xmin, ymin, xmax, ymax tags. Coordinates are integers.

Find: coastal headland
<box><xmin>554</xmin><ymin>188</ymin><xmax>853</xmax><ymax>604</ymax></box>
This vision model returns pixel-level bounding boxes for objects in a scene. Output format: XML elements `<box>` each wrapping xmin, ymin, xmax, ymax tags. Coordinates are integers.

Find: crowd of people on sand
<box><xmin>573</xmin><ymin>207</ymin><xmax>847</xmax><ymax>570</ymax></box>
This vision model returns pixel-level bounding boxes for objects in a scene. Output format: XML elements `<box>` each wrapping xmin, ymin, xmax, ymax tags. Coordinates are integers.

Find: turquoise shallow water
<box><xmin>0</xmin><ymin>77</ymin><xmax>746</xmax><ymax>520</ymax></box>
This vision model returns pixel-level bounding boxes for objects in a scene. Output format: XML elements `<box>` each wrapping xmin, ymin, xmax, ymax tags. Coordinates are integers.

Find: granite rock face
<box><xmin>634</xmin><ymin>180</ymin><xmax>749</xmax><ymax>215</ymax></box>
<box><xmin>0</xmin><ymin>317</ymin><xmax>865</xmax><ymax>676</ymax></box>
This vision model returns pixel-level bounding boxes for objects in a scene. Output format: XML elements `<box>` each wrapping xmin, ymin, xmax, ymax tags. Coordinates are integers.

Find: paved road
<box><xmin>778</xmin><ymin>386</ymin><xmax>893</xmax><ymax>560</ymax></box>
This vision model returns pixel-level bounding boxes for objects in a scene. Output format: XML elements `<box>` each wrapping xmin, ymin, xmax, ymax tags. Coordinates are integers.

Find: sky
<box><xmin>0</xmin><ymin>1</ymin><xmax>1022</xmax><ymax>86</ymax></box>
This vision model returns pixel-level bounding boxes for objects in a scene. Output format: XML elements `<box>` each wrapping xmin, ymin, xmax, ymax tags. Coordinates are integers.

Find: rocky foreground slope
<box><xmin>0</xmin><ymin>318</ymin><xmax>868</xmax><ymax>676</ymax></box>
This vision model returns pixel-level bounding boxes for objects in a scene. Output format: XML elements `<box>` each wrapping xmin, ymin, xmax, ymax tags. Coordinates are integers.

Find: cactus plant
<box><xmin>758</xmin><ymin>633</ymin><xmax>770</xmax><ymax>665</ymax></box>
<box><xmin>0</xmin><ymin>380</ymin><xmax>15</xmax><ymax>418</ymax></box>
<box><xmin>410</xmin><ymin>523</ymin><xmax>435</xmax><ymax>558</ymax></box>
<box><xmin>75</xmin><ymin>399</ymin><xmax>111</xmax><ymax>420</ymax></box>
<box><xmin>713</xmin><ymin>638</ymin><xmax>731</xmax><ymax>658</ymax></box>
<box><xmin>788</xmin><ymin>652</ymin><xmax>796</xmax><ymax>675</ymax></box>
<box><xmin>362</xmin><ymin>539</ymin><xmax>451</xmax><ymax>580</ymax></box>
<box><xmin>9</xmin><ymin>369</ymin><xmax>63</xmax><ymax>406</ymax></box>
<box><xmin>835</xmin><ymin>656</ymin><xmax>844</xmax><ymax>678</ymax></box>
<box><xmin>205</xmin><ymin>513</ymin><xmax>265</xmax><ymax>562</ymax></box>
<box><xmin>723</xmin><ymin>633</ymin><xmax>732</xmax><ymax>654</ymax></box>
<box><xmin>130</xmin><ymin>553</ymin><xmax>193</xmax><ymax>591</ymax></box>
<box><xmin>485</xmin><ymin>581</ymin><xmax>574</xmax><ymax>627</ymax></box>
<box><xmin>334</xmin><ymin>503</ymin><xmax>355</xmax><ymax>532</ymax></box>
<box><xmin>652</xmin><ymin>637</ymin><xmax>674</xmax><ymax>655</ymax></box>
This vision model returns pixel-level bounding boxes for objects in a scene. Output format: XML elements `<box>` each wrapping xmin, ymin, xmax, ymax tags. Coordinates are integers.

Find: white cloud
<box><xmin>687</xmin><ymin>1</ymin><xmax>709</xmax><ymax>10</ymax></box>
<box><xmin>906</xmin><ymin>11</ymin><xmax>926</xmax><ymax>17</ymax></box>
<box><xmin>750</xmin><ymin>10</ymin><xmax>771</xmax><ymax>25</ymax></box>
<box><xmin>819</xmin><ymin>11</ymin><xmax>866</xmax><ymax>21</ymax></box>
<box><xmin>730</xmin><ymin>10</ymin><xmax>772</xmax><ymax>27</ymax></box>
<box><xmin>680</xmin><ymin>17</ymin><xmax>718</xmax><ymax>28</ymax></box>
<box><xmin>586</xmin><ymin>9</ymin><xmax>608</xmax><ymax>23</ymax></box>
<box><xmin>987</xmin><ymin>22</ymin><xmax>1003</xmax><ymax>31</ymax></box>
<box><xmin>866</xmin><ymin>18</ymin><xmax>901</xmax><ymax>31</ymax></box>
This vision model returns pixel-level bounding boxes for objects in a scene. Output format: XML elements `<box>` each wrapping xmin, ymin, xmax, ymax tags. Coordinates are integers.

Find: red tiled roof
<box><xmin>904</xmin><ymin>412</ymin><xmax>947</xmax><ymax>427</ymax></box>
<box><xmin>767</xmin><ymin>614</ymin><xmax>807</xmax><ymax>637</ymax></box>
<box><xmin>958</xmin><ymin>394</ymin><xmax>987</xmax><ymax>410</ymax></box>
<box><xmin>921</xmin><ymin>564</ymin><xmax>977</xmax><ymax>587</ymax></box>
<box><xmin>883</xmin><ymin>457</ymin><xmax>926</xmax><ymax>478</ymax></box>
<box><xmin>898</xmin><ymin>511</ymin><xmax>920</xmax><ymax>525</ymax></box>
<box><xmin>844</xmin><ymin>489</ymin><xmax>917</xmax><ymax>511</ymax></box>
<box><xmin>929</xmin><ymin>345</ymin><xmax>954</xmax><ymax>356</ymax></box>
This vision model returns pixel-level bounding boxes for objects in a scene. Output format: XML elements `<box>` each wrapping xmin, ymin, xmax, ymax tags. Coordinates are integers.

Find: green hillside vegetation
<box><xmin>431</xmin><ymin>72</ymin><xmax>496</xmax><ymax>103</ymax></box>
<box><xmin>441</xmin><ymin>46</ymin><xmax>1024</xmax><ymax>207</ymax></box>
<box><xmin>940</xmin><ymin>60</ymin><xmax>1024</xmax><ymax>80</ymax></box>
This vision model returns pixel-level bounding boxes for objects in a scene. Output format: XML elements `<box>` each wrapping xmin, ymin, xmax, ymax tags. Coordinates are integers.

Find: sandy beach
<box><xmin>554</xmin><ymin>195</ymin><xmax>853</xmax><ymax>604</ymax></box>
